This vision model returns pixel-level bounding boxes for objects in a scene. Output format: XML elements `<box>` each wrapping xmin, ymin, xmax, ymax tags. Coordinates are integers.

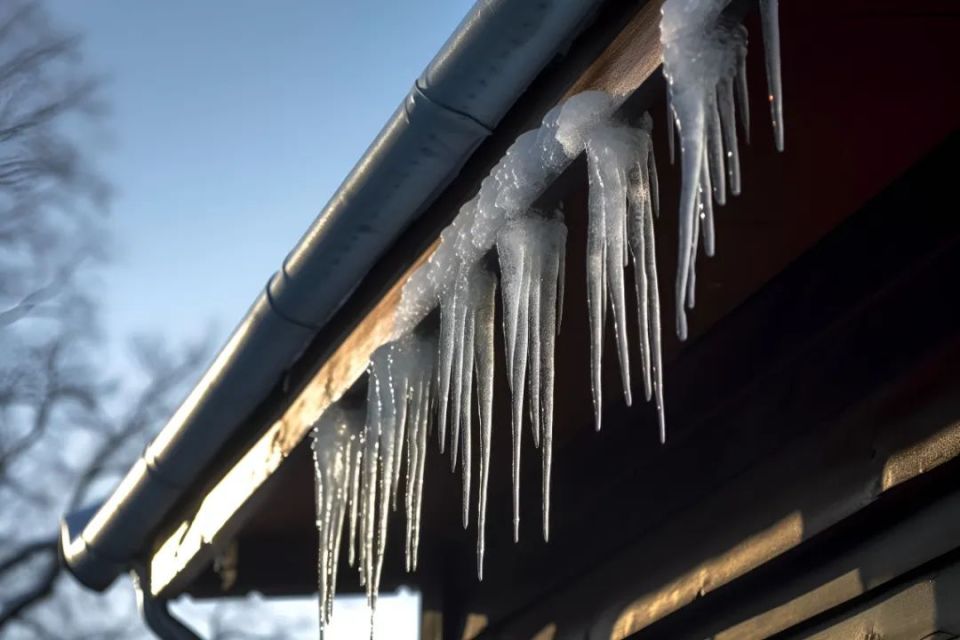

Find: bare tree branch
<box><xmin>0</xmin><ymin>537</ymin><xmax>55</xmax><ymax>575</ymax></box>
<box><xmin>0</xmin><ymin>546</ymin><xmax>58</xmax><ymax>627</ymax></box>
<box><xmin>0</xmin><ymin>3</ymin><xmax>301</xmax><ymax>638</ymax></box>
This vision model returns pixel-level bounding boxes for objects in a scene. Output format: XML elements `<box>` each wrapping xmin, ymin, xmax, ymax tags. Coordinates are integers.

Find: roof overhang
<box><xmin>61</xmin><ymin>0</ymin><xmax>960</xmax><ymax>637</ymax></box>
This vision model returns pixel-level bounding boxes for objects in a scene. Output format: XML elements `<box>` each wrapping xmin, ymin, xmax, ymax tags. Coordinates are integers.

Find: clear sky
<box><xmin>48</xmin><ymin>0</ymin><xmax>474</xmax><ymax>365</ymax></box>
<box><xmin>45</xmin><ymin>1</ymin><xmax>473</xmax><ymax>635</ymax></box>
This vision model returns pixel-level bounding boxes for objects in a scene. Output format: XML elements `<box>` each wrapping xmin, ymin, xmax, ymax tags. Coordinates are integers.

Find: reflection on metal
<box><xmin>610</xmin><ymin>512</ymin><xmax>804</xmax><ymax>640</ymax></box>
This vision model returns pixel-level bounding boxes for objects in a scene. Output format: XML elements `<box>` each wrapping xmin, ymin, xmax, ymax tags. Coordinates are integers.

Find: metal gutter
<box><xmin>60</xmin><ymin>0</ymin><xmax>604</xmax><ymax>592</ymax></box>
<box><xmin>131</xmin><ymin>565</ymin><xmax>202</xmax><ymax>640</ymax></box>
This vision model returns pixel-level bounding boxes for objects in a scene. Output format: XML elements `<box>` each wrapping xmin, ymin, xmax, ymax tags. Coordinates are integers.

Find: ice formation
<box><xmin>660</xmin><ymin>0</ymin><xmax>783</xmax><ymax>339</ymax></box>
<box><xmin>341</xmin><ymin>93</ymin><xmax>663</xmax><ymax>604</ymax></box>
<box><xmin>396</xmin><ymin>101</ymin><xmax>576</xmax><ymax>571</ymax></box>
<box><xmin>393</xmin><ymin>103</ymin><xmax>570</xmax><ymax>338</ymax></box>
<box><xmin>436</xmin><ymin>258</ymin><xmax>497</xmax><ymax>544</ymax></box>
<box><xmin>760</xmin><ymin>0</ymin><xmax>784</xmax><ymax>152</ymax></box>
<box><xmin>555</xmin><ymin>92</ymin><xmax>665</xmax><ymax>438</ymax></box>
<box><xmin>311</xmin><ymin>404</ymin><xmax>364</xmax><ymax>630</ymax></box>
<box><xmin>357</xmin><ymin>331</ymin><xmax>436</xmax><ymax>613</ymax></box>
<box><xmin>309</xmin><ymin>2</ymin><xmax>787</xmax><ymax>631</ymax></box>
<box><xmin>496</xmin><ymin>214</ymin><xmax>566</xmax><ymax>542</ymax></box>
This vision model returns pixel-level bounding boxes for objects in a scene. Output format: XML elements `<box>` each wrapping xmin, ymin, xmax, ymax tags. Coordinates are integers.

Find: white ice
<box><xmin>358</xmin><ymin>331</ymin><xmax>436</xmax><ymax>620</ymax></box>
<box><xmin>760</xmin><ymin>0</ymin><xmax>784</xmax><ymax>152</ymax></box>
<box><xmin>394</xmin><ymin>103</ymin><xmax>571</xmax><ymax>337</ymax></box>
<box><xmin>393</xmin><ymin>101</ymin><xmax>578</xmax><ymax>578</ymax></box>
<box><xmin>555</xmin><ymin>92</ymin><xmax>665</xmax><ymax>437</ymax></box>
<box><xmin>496</xmin><ymin>213</ymin><xmax>566</xmax><ymax>543</ymax></box>
<box><xmin>436</xmin><ymin>259</ymin><xmax>496</xmax><ymax>538</ymax></box>
<box><xmin>660</xmin><ymin>0</ymin><xmax>782</xmax><ymax>339</ymax></box>
<box><xmin>311</xmin><ymin>403</ymin><xmax>365</xmax><ymax>630</ymax></box>
<box><xmin>391</xmin><ymin>90</ymin><xmax>668</xmax><ymax>574</ymax></box>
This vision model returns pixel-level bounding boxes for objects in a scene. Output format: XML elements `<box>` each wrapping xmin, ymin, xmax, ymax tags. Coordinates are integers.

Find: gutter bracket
<box><xmin>131</xmin><ymin>563</ymin><xmax>202</xmax><ymax>640</ymax></box>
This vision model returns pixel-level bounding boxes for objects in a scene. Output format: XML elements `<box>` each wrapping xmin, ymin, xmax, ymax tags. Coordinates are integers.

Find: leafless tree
<box><xmin>0</xmin><ymin>4</ymin><xmax>320</xmax><ymax>637</ymax></box>
<box><xmin>0</xmin><ymin>2</ymin><xmax>209</xmax><ymax>637</ymax></box>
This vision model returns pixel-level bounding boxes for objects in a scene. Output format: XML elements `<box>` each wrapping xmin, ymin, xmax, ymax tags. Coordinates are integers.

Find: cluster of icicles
<box><xmin>310</xmin><ymin>0</ymin><xmax>784</xmax><ymax>633</ymax></box>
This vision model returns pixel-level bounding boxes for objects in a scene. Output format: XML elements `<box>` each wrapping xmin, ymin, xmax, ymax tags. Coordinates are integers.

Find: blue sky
<box><xmin>45</xmin><ymin>2</ymin><xmax>474</xmax><ymax>633</ymax></box>
<box><xmin>48</xmin><ymin>0</ymin><xmax>473</xmax><ymax>365</ymax></box>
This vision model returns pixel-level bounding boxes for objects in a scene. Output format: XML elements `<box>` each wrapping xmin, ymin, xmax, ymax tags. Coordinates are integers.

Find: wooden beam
<box><xmin>564</xmin><ymin>0</ymin><xmax>663</xmax><ymax>98</ymax></box>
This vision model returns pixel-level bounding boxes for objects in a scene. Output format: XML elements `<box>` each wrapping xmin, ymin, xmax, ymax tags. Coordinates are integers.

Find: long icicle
<box><xmin>760</xmin><ymin>0</ymin><xmax>784</xmax><ymax>151</ymax></box>
<box><xmin>437</xmin><ymin>261</ymin><xmax>498</xmax><ymax>537</ymax></box>
<box><xmin>629</xmin><ymin>115</ymin><xmax>667</xmax><ymax>442</ymax></box>
<box><xmin>661</xmin><ymin>0</ymin><xmax>751</xmax><ymax>339</ymax></box>
<box><xmin>311</xmin><ymin>404</ymin><xmax>364</xmax><ymax>632</ymax></box>
<box><xmin>361</xmin><ymin>331</ymin><xmax>436</xmax><ymax>628</ymax></box>
<box><xmin>555</xmin><ymin>93</ymin><xmax>667</xmax><ymax>432</ymax></box>
<box><xmin>401</xmin><ymin>331</ymin><xmax>436</xmax><ymax>573</ymax></box>
<box><xmin>537</xmin><ymin>215</ymin><xmax>565</xmax><ymax>541</ymax></box>
<box><xmin>497</xmin><ymin>214</ymin><xmax>567</xmax><ymax>543</ymax></box>
<box><xmin>473</xmin><ymin>264</ymin><xmax>497</xmax><ymax>578</ymax></box>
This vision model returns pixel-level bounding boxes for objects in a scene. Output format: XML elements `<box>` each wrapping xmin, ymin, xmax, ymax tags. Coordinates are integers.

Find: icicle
<box><xmin>360</xmin><ymin>330</ymin><xmax>436</xmax><ymax>621</ymax></box>
<box><xmin>383</xmin><ymin>87</ymin><xmax>681</xmax><ymax>581</ymax></box>
<box><xmin>735</xmin><ymin>24</ymin><xmax>751</xmax><ymax>144</ymax></box>
<box><xmin>706</xmin><ymin>88</ymin><xmax>726</xmax><ymax>208</ymax></box>
<box><xmin>311</xmin><ymin>404</ymin><xmax>364</xmax><ymax>631</ymax></box>
<box><xmin>717</xmin><ymin>75</ymin><xmax>741</xmax><ymax>196</ymax></box>
<box><xmin>347</xmin><ymin>427</ymin><xmax>364</xmax><ymax>568</ymax></box>
<box><xmin>473</xmin><ymin>266</ymin><xmax>497</xmax><ymax>579</ymax></box>
<box><xmin>359</xmin><ymin>359</ymin><xmax>382</xmax><ymax>605</ymax></box>
<box><xmin>661</xmin><ymin>0</ymin><xmax>752</xmax><ymax>339</ymax></box>
<box><xmin>555</xmin><ymin>92</ymin><xmax>626</xmax><ymax>430</ymax></box>
<box><xmin>497</xmin><ymin>213</ymin><xmax>566</xmax><ymax>542</ymax></box>
<box><xmin>587</xmin><ymin>125</ymin><xmax>634</xmax><ymax>414</ymax></box>
<box><xmin>666</xmin><ymin>91</ymin><xmax>676</xmax><ymax>165</ymax></box>
<box><xmin>436</xmin><ymin>259</ymin><xmax>497</xmax><ymax>536</ymax></box>
<box><xmin>555</xmin><ymin>93</ymin><xmax>667</xmax><ymax>436</ymax></box>
<box><xmin>760</xmin><ymin>0</ymin><xmax>784</xmax><ymax>151</ymax></box>
<box><xmin>399</xmin><ymin>332</ymin><xmax>436</xmax><ymax>572</ymax></box>
<box><xmin>628</xmin><ymin>115</ymin><xmax>667</xmax><ymax>443</ymax></box>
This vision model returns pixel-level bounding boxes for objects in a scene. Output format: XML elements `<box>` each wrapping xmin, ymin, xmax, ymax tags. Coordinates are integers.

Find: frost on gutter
<box><xmin>310</xmin><ymin>0</ymin><xmax>784</xmax><ymax>632</ymax></box>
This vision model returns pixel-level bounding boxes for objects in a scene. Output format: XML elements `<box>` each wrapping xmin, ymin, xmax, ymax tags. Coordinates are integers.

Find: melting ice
<box><xmin>395</xmin><ymin>102</ymin><xmax>577</xmax><ymax>575</ymax></box>
<box><xmin>556</xmin><ymin>92</ymin><xmax>665</xmax><ymax>439</ymax></box>
<box><xmin>496</xmin><ymin>214</ymin><xmax>566</xmax><ymax>543</ymax></box>
<box><xmin>660</xmin><ymin>0</ymin><xmax>783</xmax><ymax>339</ymax></box>
<box><xmin>311</xmin><ymin>404</ymin><xmax>364</xmax><ymax>631</ymax></box>
<box><xmin>357</xmin><ymin>331</ymin><xmax>436</xmax><ymax>615</ymax></box>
